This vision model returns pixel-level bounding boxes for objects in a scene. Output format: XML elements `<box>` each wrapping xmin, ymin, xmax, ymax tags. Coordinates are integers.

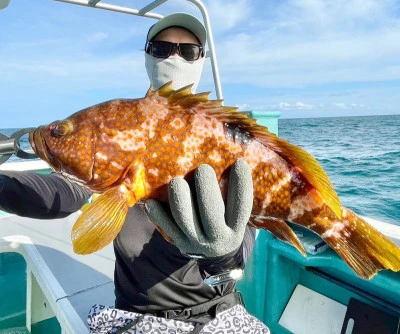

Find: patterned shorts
<box><xmin>88</xmin><ymin>304</ymin><xmax>270</xmax><ymax>334</ymax></box>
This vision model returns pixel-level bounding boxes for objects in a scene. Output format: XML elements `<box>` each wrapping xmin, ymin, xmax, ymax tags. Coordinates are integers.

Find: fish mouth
<box><xmin>29</xmin><ymin>128</ymin><xmax>61</xmax><ymax>172</ymax></box>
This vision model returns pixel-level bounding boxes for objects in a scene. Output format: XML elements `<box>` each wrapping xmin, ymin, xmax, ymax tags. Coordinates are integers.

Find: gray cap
<box><xmin>147</xmin><ymin>13</ymin><xmax>207</xmax><ymax>46</ymax></box>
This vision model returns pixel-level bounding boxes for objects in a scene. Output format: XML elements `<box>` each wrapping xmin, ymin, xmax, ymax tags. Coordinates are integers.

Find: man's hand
<box><xmin>143</xmin><ymin>159</ymin><xmax>253</xmax><ymax>258</ymax></box>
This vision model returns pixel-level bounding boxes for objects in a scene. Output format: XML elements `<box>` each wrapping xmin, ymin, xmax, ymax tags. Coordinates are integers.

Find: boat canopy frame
<box><xmin>54</xmin><ymin>0</ymin><xmax>224</xmax><ymax>100</ymax></box>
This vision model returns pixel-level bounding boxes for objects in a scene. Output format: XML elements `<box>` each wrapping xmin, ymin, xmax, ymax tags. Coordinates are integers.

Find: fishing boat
<box><xmin>0</xmin><ymin>1</ymin><xmax>399</xmax><ymax>333</ymax></box>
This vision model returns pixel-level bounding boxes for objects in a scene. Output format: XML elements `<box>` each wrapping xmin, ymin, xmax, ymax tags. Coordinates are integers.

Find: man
<box><xmin>0</xmin><ymin>12</ymin><xmax>269</xmax><ymax>334</ymax></box>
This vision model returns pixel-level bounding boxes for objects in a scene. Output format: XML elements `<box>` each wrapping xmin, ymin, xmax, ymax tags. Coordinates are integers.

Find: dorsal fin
<box><xmin>146</xmin><ymin>83</ymin><xmax>342</xmax><ymax>219</ymax></box>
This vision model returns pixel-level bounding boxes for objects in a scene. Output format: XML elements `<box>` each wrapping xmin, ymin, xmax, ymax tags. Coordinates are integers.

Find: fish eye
<box><xmin>53</xmin><ymin>120</ymin><xmax>73</xmax><ymax>137</ymax></box>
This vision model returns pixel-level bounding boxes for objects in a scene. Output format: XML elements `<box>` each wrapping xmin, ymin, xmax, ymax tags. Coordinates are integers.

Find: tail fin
<box><xmin>314</xmin><ymin>207</ymin><xmax>400</xmax><ymax>279</ymax></box>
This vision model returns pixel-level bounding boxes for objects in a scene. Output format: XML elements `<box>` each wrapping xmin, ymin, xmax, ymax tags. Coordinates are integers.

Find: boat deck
<box><xmin>0</xmin><ymin>213</ymin><xmax>116</xmax><ymax>331</ymax></box>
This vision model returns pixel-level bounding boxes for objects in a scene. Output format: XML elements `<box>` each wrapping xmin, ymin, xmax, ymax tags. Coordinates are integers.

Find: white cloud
<box><xmin>208</xmin><ymin>0</ymin><xmax>252</xmax><ymax>31</ymax></box>
<box><xmin>235</xmin><ymin>99</ymin><xmax>370</xmax><ymax>113</ymax></box>
<box><xmin>236</xmin><ymin>103</ymin><xmax>251</xmax><ymax>111</ymax></box>
<box><xmin>334</xmin><ymin>103</ymin><xmax>347</xmax><ymax>109</ymax></box>
<box><xmin>279</xmin><ymin>102</ymin><xmax>292</xmax><ymax>109</ymax></box>
<box><xmin>295</xmin><ymin>102</ymin><xmax>313</xmax><ymax>109</ymax></box>
<box><xmin>87</xmin><ymin>32</ymin><xmax>109</xmax><ymax>43</ymax></box>
<box><xmin>213</xmin><ymin>0</ymin><xmax>400</xmax><ymax>88</ymax></box>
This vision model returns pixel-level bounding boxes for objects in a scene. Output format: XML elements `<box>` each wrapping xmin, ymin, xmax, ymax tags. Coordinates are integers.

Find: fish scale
<box><xmin>29</xmin><ymin>82</ymin><xmax>400</xmax><ymax>280</ymax></box>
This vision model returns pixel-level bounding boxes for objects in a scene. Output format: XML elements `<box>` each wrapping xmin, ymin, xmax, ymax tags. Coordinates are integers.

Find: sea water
<box><xmin>0</xmin><ymin>114</ymin><xmax>399</xmax><ymax>225</ymax></box>
<box><xmin>279</xmin><ymin>114</ymin><xmax>399</xmax><ymax>225</ymax></box>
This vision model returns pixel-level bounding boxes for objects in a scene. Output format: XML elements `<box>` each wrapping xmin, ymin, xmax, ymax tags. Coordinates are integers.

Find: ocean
<box><xmin>1</xmin><ymin>114</ymin><xmax>399</xmax><ymax>225</ymax></box>
<box><xmin>278</xmin><ymin>114</ymin><xmax>399</xmax><ymax>225</ymax></box>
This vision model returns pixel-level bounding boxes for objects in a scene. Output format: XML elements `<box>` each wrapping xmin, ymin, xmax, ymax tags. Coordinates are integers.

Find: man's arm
<box><xmin>0</xmin><ymin>171</ymin><xmax>91</xmax><ymax>219</ymax></box>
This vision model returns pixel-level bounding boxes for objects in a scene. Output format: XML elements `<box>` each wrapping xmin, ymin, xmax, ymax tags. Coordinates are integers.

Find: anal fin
<box><xmin>250</xmin><ymin>215</ymin><xmax>306</xmax><ymax>256</ymax></box>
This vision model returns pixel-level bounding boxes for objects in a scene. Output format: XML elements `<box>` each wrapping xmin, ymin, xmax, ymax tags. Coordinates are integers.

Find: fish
<box><xmin>29</xmin><ymin>82</ymin><xmax>400</xmax><ymax>280</ymax></box>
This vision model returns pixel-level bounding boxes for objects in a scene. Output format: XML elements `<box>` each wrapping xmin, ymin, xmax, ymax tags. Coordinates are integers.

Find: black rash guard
<box><xmin>0</xmin><ymin>171</ymin><xmax>255</xmax><ymax>313</ymax></box>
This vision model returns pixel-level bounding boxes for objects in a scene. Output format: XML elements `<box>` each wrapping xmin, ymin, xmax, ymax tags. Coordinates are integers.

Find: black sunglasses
<box><xmin>145</xmin><ymin>41</ymin><xmax>204</xmax><ymax>61</ymax></box>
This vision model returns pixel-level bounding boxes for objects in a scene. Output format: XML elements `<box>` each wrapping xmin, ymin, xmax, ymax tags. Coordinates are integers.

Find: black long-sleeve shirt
<box><xmin>0</xmin><ymin>171</ymin><xmax>255</xmax><ymax>313</ymax></box>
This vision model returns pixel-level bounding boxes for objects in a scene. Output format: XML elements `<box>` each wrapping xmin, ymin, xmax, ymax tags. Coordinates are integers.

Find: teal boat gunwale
<box><xmin>0</xmin><ymin>235</ymin><xmax>87</xmax><ymax>333</ymax></box>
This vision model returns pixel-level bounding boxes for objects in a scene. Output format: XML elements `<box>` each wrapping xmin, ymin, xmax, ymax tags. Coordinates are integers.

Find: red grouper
<box><xmin>29</xmin><ymin>82</ymin><xmax>400</xmax><ymax>280</ymax></box>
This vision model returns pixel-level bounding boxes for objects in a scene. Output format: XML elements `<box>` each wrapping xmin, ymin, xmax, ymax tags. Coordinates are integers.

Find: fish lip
<box><xmin>29</xmin><ymin>128</ymin><xmax>61</xmax><ymax>172</ymax></box>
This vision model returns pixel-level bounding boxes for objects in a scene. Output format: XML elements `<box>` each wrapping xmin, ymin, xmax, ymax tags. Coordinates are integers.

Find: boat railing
<box><xmin>0</xmin><ymin>235</ymin><xmax>87</xmax><ymax>333</ymax></box>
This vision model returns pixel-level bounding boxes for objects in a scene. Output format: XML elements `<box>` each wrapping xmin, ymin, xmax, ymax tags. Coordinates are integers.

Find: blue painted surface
<box><xmin>0</xmin><ymin>253</ymin><xmax>26</xmax><ymax>330</ymax></box>
<box><xmin>242</xmin><ymin>110</ymin><xmax>281</xmax><ymax>136</ymax></box>
<box><xmin>0</xmin><ymin>252</ymin><xmax>61</xmax><ymax>333</ymax></box>
<box><xmin>238</xmin><ymin>227</ymin><xmax>400</xmax><ymax>332</ymax></box>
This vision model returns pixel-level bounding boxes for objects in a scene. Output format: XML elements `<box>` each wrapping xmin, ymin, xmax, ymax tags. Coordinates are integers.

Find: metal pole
<box><xmin>187</xmin><ymin>0</ymin><xmax>224</xmax><ymax>101</ymax></box>
<box><xmin>54</xmin><ymin>0</ymin><xmax>163</xmax><ymax>19</ymax></box>
<box><xmin>139</xmin><ymin>0</ymin><xmax>168</xmax><ymax>15</ymax></box>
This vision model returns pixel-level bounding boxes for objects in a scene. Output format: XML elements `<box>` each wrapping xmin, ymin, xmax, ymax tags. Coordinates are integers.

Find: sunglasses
<box><xmin>145</xmin><ymin>41</ymin><xmax>204</xmax><ymax>61</ymax></box>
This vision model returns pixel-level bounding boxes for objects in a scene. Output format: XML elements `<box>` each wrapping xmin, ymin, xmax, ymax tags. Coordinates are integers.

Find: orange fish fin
<box><xmin>312</xmin><ymin>208</ymin><xmax>400</xmax><ymax>279</ymax></box>
<box><xmin>250</xmin><ymin>215</ymin><xmax>306</xmax><ymax>256</ymax></box>
<box><xmin>127</xmin><ymin>160</ymin><xmax>150</xmax><ymax>204</ymax></box>
<box><xmin>72</xmin><ymin>186</ymin><xmax>131</xmax><ymax>254</ymax></box>
<box><xmin>80</xmin><ymin>193</ymin><xmax>100</xmax><ymax>213</ymax></box>
<box><xmin>146</xmin><ymin>82</ymin><xmax>175</xmax><ymax>98</ymax></box>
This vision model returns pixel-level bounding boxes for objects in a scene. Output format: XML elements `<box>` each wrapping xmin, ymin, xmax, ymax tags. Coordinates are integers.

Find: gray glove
<box><xmin>143</xmin><ymin>159</ymin><xmax>253</xmax><ymax>258</ymax></box>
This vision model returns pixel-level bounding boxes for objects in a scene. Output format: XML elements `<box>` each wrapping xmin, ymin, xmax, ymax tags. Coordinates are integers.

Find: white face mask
<box><xmin>145</xmin><ymin>53</ymin><xmax>205</xmax><ymax>93</ymax></box>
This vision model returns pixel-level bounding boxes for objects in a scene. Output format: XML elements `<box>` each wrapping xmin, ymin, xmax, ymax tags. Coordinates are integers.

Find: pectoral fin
<box><xmin>250</xmin><ymin>215</ymin><xmax>306</xmax><ymax>256</ymax></box>
<box><xmin>72</xmin><ymin>186</ymin><xmax>131</xmax><ymax>254</ymax></box>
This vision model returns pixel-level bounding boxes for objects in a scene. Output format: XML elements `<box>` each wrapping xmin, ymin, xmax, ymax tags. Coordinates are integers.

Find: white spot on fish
<box><xmin>261</xmin><ymin>193</ymin><xmax>272</xmax><ymax>212</ymax></box>
<box><xmin>96</xmin><ymin>152</ymin><xmax>108</xmax><ymax>160</ymax></box>
<box><xmin>94</xmin><ymin>174</ymin><xmax>99</xmax><ymax>179</ymax></box>
<box><xmin>208</xmin><ymin>150</ymin><xmax>222</xmax><ymax>163</ymax></box>
<box><xmin>170</xmin><ymin>117</ymin><xmax>185</xmax><ymax>130</ymax></box>
<box><xmin>321</xmin><ymin>222</ymin><xmax>345</xmax><ymax>239</ymax></box>
<box><xmin>244</xmin><ymin>141</ymin><xmax>277</xmax><ymax>170</ymax></box>
<box><xmin>111</xmin><ymin>161</ymin><xmax>123</xmax><ymax>170</ymax></box>
<box><xmin>148</xmin><ymin>168</ymin><xmax>159</xmax><ymax>176</ymax></box>
<box><xmin>111</xmin><ymin>129</ymin><xmax>146</xmax><ymax>151</ymax></box>
<box><xmin>162</xmin><ymin>134</ymin><xmax>172</xmax><ymax>142</ymax></box>
<box><xmin>137</xmin><ymin>95</ymin><xmax>170</xmax><ymax>139</ymax></box>
<box><xmin>271</xmin><ymin>174</ymin><xmax>290</xmax><ymax>193</ymax></box>
<box><xmin>288</xmin><ymin>189</ymin><xmax>322</xmax><ymax>221</ymax></box>
<box><xmin>177</xmin><ymin>152</ymin><xmax>196</xmax><ymax>171</ymax></box>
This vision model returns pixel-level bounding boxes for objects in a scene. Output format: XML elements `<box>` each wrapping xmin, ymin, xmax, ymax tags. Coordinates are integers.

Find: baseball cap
<box><xmin>146</xmin><ymin>13</ymin><xmax>207</xmax><ymax>46</ymax></box>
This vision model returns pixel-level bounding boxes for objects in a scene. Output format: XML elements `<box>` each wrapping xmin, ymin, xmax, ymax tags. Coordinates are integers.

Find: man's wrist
<box><xmin>197</xmin><ymin>243</ymin><xmax>245</xmax><ymax>275</ymax></box>
<box><xmin>203</xmin><ymin>268</ymin><xmax>244</xmax><ymax>286</ymax></box>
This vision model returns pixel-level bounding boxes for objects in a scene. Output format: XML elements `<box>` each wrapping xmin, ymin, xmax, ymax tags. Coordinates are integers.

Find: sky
<box><xmin>1</xmin><ymin>0</ymin><xmax>400</xmax><ymax>128</ymax></box>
